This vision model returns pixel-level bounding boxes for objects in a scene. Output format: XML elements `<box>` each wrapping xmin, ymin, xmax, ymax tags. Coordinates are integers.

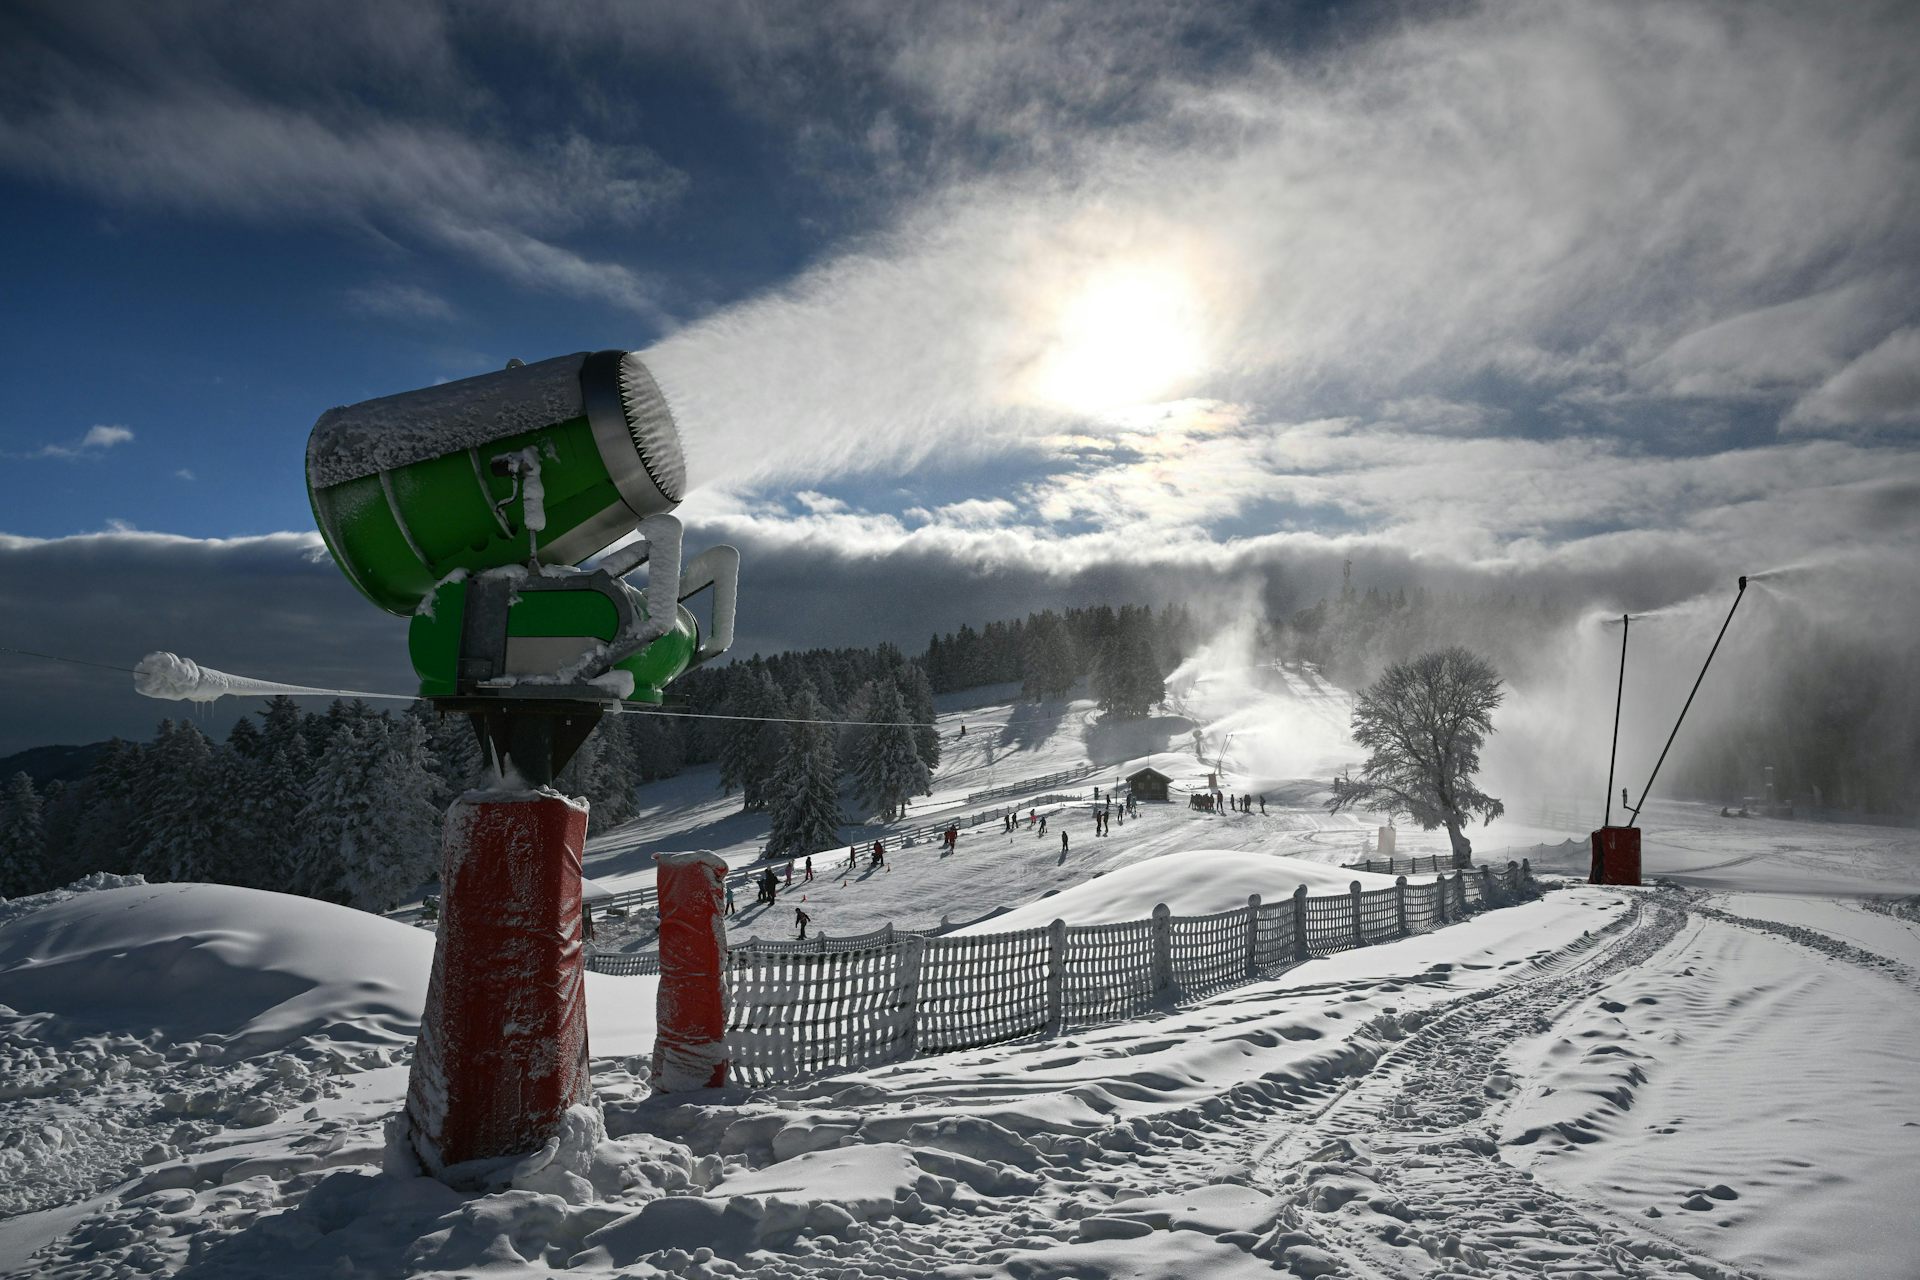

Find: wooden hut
<box><xmin>1126</xmin><ymin>766</ymin><xmax>1172</xmax><ymax>802</ymax></box>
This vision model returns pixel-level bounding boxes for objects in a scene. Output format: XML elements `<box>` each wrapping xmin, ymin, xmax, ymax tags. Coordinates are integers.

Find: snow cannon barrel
<box><xmin>306</xmin><ymin>350</ymin><xmax>686</xmax><ymax>617</ymax></box>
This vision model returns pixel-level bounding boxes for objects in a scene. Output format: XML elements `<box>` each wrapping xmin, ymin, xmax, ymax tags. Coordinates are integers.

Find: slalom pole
<box><xmin>1626</xmin><ymin>577</ymin><xmax>1747</xmax><ymax>826</ymax></box>
<box><xmin>1604</xmin><ymin>615</ymin><xmax>1628</xmax><ymax>827</ymax></box>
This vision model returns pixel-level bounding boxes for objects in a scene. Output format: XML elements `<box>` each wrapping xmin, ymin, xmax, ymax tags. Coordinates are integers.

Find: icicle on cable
<box><xmin>132</xmin><ymin>651</ymin><xmax>416</xmax><ymax>703</ymax></box>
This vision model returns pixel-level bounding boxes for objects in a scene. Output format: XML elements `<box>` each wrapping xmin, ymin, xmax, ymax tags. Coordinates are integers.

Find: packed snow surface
<box><xmin>963</xmin><ymin>850</ymin><xmax>1404</xmax><ymax>932</ymax></box>
<box><xmin>6</xmin><ymin>656</ymin><xmax>1919</xmax><ymax>1278</ymax></box>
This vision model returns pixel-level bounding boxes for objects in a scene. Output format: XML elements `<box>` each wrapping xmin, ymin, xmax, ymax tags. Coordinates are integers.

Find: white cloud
<box><xmin>1786</xmin><ymin>328</ymin><xmax>1920</xmax><ymax>430</ymax></box>
<box><xmin>26</xmin><ymin>424</ymin><xmax>134</xmax><ymax>459</ymax></box>
<box><xmin>643</xmin><ymin>0</ymin><xmax>1920</xmax><ymax>506</ymax></box>
<box><xmin>343</xmin><ymin>281</ymin><xmax>457</xmax><ymax>322</ymax></box>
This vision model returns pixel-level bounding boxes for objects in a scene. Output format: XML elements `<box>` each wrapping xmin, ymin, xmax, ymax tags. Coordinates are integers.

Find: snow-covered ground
<box><xmin>583</xmin><ymin>660</ymin><xmax>1578</xmax><ymax>950</ymax></box>
<box><xmin>3</xmin><ymin>662</ymin><xmax>1917</xmax><ymax>1278</ymax></box>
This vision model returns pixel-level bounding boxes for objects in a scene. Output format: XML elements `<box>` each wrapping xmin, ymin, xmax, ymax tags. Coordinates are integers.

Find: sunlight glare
<box><xmin>1028</xmin><ymin>262</ymin><xmax>1208</xmax><ymax>416</ymax></box>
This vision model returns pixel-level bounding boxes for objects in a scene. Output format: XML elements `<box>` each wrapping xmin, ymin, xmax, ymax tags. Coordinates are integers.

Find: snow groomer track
<box><xmin>1239</xmin><ymin>895</ymin><xmax>1767</xmax><ymax>1279</ymax></box>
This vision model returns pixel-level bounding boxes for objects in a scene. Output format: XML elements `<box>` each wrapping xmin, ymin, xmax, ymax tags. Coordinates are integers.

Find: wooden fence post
<box><xmin>1481</xmin><ymin>864</ymin><xmax>1496</xmax><ymax>904</ymax></box>
<box><xmin>1046</xmin><ymin>918</ymin><xmax>1067</xmax><ymax>1034</ymax></box>
<box><xmin>1395</xmin><ymin>875</ymin><xmax>1408</xmax><ymax>936</ymax></box>
<box><xmin>1522</xmin><ymin>857</ymin><xmax>1532</xmax><ymax>890</ymax></box>
<box><xmin>1292</xmin><ymin>884</ymin><xmax>1310</xmax><ymax>961</ymax></box>
<box><xmin>1245</xmin><ymin>894</ymin><xmax>1261</xmax><ymax>977</ymax></box>
<box><xmin>1152</xmin><ymin>903</ymin><xmax>1173</xmax><ymax>1000</ymax></box>
<box><xmin>1350</xmin><ymin>881</ymin><xmax>1365</xmax><ymax>948</ymax></box>
<box><xmin>1435</xmin><ymin>874</ymin><xmax>1448</xmax><ymax>925</ymax></box>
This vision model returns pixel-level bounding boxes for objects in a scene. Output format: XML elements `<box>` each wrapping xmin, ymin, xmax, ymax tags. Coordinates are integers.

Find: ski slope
<box><xmin>581</xmin><ymin>661</ymin><xmax>1582</xmax><ymax>949</ymax></box>
<box><xmin>3</xmin><ymin>658</ymin><xmax>1918</xmax><ymax>1278</ymax></box>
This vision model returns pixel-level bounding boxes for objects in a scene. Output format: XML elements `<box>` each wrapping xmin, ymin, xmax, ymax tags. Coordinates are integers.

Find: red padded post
<box><xmin>1589</xmin><ymin>825</ymin><xmax>1642</xmax><ymax>886</ymax></box>
<box><xmin>404</xmin><ymin>791</ymin><xmax>592</xmax><ymax>1175</ymax></box>
<box><xmin>652</xmin><ymin>850</ymin><xmax>730</xmax><ymax>1091</ymax></box>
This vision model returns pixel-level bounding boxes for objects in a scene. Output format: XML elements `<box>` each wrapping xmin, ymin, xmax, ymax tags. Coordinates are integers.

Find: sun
<box><xmin>1026</xmin><ymin>261</ymin><xmax>1208</xmax><ymax>416</ymax></box>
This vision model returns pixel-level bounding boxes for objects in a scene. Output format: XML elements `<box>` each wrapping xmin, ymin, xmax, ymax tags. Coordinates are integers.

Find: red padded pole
<box><xmin>405</xmin><ymin>791</ymin><xmax>592</xmax><ymax>1175</ymax></box>
<box><xmin>652</xmin><ymin>850</ymin><xmax>730</xmax><ymax>1091</ymax></box>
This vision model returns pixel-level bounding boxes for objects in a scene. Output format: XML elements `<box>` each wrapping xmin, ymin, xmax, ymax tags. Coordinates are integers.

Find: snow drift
<box><xmin>0</xmin><ymin>882</ymin><xmax>434</xmax><ymax>1053</ymax></box>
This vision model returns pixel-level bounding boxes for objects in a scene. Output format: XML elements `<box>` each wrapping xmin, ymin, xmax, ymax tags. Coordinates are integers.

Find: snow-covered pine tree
<box><xmin>1021</xmin><ymin>611</ymin><xmax>1078</xmax><ymax>702</ymax></box>
<box><xmin>410</xmin><ymin>701</ymin><xmax>480</xmax><ymax>807</ymax></box>
<box><xmin>71</xmin><ymin>739</ymin><xmax>142</xmax><ymax>879</ymax></box>
<box><xmin>852</xmin><ymin>682</ymin><xmax>929</xmax><ymax>822</ymax></box>
<box><xmin>298</xmin><ymin>718</ymin><xmax>441</xmax><ymax>911</ymax></box>
<box><xmin>899</xmin><ymin>662</ymin><xmax>942</xmax><ymax>771</ymax></box>
<box><xmin>345</xmin><ymin>715</ymin><xmax>443</xmax><ymax>912</ymax></box>
<box><xmin>718</xmin><ymin>667</ymin><xmax>789</xmax><ymax>811</ymax></box>
<box><xmin>130</xmin><ymin>719</ymin><xmax>219</xmax><ymax>882</ymax></box>
<box><xmin>0</xmin><ymin>772</ymin><xmax>45</xmax><ymax>898</ymax></box>
<box><xmin>766</xmin><ymin>690</ymin><xmax>843</xmax><ymax>858</ymax></box>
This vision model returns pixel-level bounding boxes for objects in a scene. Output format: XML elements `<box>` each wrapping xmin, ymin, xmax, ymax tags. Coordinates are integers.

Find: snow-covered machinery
<box><xmin>306</xmin><ymin>352</ymin><xmax>740</xmax><ymax>1173</ymax></box>
<box><xmin>306</xmin><ymin>350</ymin><xmax>736</xmax><ymax>733</ymax></box>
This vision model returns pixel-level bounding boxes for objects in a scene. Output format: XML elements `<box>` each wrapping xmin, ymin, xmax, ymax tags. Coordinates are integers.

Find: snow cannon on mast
<box><xmin>307</xmin><ymin>352</ymin><xmax>739</xmax><ymax>1177</ymax></box>
<box><xmin>1591</xmin><ymin>576</ymin><xmax>1749</xmax><ymax>887</ymax></box>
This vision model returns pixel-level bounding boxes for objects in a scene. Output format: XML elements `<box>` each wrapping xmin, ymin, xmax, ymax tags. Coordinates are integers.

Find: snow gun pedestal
<box><xmin>404</xmin><ymin>789</ymin><xmax>592</xmax><ymax>1178</ymax></box>
<box><xmin>652</xmin><ymin>850</ymin><xmax>730</xmax><ymax>1091</ymax></box>
<box><xmin>1589</xmin><ymin>825</ymin><xmax>1642</xmax><ymax>886</ymax></box>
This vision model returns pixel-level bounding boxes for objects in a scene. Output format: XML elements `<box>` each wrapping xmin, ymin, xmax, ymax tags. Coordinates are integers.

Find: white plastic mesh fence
<box><xmin>915</xmin><ymin>929</ymin><xmax>1051</xmax><ymax>1052</ymax></box>
<box><xmin>1061</xmin><ymin>918</ymin><xmax>1159</xmax><ymax>1026</ymax></box>
<box><xmin>725</xmin><ymin>939</ymin><xmax>921</xmax><ymax>1085</ymax></box>
<box><xmin>1169</xmin><ymin>906</ymin><xmax>1251</xmax><ymax>996</ymax></box>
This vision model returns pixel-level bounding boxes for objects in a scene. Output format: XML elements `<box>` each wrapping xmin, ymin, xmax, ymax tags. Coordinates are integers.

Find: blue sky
<box><xmin>2</xmin><ymin>0</ymin><xmax>1917</xmax><ymax>752</ymax></box>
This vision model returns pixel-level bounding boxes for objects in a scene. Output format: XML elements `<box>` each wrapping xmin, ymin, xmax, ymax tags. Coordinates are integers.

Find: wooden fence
<box><xmin>964</xmin><ymin>763</ymin><xmax>1100</xmax><ymax>805</ymax></box>
<box><xmin>592</xmin><ymin>860</ymin><xmax>1534</xmax><ymax>1085</ymax></box>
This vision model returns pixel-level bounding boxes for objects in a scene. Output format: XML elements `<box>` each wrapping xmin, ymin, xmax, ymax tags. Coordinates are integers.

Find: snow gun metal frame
<box><xmin>305</xmin><ymin>350</ymin><xmax>738</xmax><ymax>782</ymax></box>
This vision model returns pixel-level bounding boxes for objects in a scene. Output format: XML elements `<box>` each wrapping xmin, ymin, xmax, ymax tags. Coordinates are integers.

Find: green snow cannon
<box><xmin>307</xmin><ymin>350</ymin><xmax>737</xmax><ymax>704</ymax></box>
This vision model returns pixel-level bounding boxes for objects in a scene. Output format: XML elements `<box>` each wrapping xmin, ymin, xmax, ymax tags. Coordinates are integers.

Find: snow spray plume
<box><xmin>633</xmin><ymin>2</ymin><xmax>1912</xmax><ymax>499</ymax></box>
<box><xmin>1478</xmin><ymin>551</ymin><xmax>1920</xmax><ymax>822</ymax></box>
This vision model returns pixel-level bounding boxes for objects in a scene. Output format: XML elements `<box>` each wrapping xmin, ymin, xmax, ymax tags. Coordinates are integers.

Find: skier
<box><xmin>872</xmin><ymin>842</ymin><xmax>887</xmax><ymax>870</ymax></box>
<box><xmin>959</xmin><ymin>723</ymin><xmax>966</xmax><ymax>737</ymax></box>
<box><xmin>847</xmin><ymin>844</ymin><xmax>858</xmax><ymax>870</ymax></box>
<box><xmin>804</xmin><ymin>856</ymin><xmax>815</xmax><ymax>882</ymax></box>
<box><xmin>1061</xmin><ymin>831</ymin><xmax>1070</xmax><ymax>855</ymax></box>
<box><xmin>1029</xmin><ymin>809</ymin><xmax>1037</xmax><ymax>828</ymax></box>
<box><xmin>762</xmin><ymin>868</ymin><xmax>779</xmax><ymax>905</ymax></box>
<box><xmin>1258</xmin><ymin>795</ymin><xmax>1266</xmax><ymax>815</ymax></box>
<box><xmin>796</xmin><ymin>907</ymin><xmax>812</xmax><ymax>940</ymax></box>
<box><xmin>1039</xmin><ymin>815</ymin><xmax>1048</xmax><ymax>836</ymax></box>
<box><xmin>726</xmin><ymin>881</ymin><xmax>737</xmax><ymax>913</ymax></box>
<box><xmin>785</xmin><ymin>859</ymin><xmax>794</xmax><ymax>885</ymax></box>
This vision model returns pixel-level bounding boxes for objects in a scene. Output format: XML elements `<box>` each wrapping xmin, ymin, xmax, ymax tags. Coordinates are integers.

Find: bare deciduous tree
<box><xmin>1328</xmin><ymin>647</ymin><xmax>1506</xmax><ymax>867</ymax></box>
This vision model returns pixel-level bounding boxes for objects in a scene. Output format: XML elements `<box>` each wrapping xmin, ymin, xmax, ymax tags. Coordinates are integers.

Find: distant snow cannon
<box><xmin>1592</xmin><ymin>575</ymin><xmax>1750</xmax><ymax>886</ymax></box>
<box><xmin>306</xmin><ymin>351</ymin><xmax>737</xmax><ymax>717</ymax></box>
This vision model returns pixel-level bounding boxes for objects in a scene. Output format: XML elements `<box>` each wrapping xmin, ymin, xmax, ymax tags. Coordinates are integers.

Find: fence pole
<box><xmin>1522</xmin><ymin>857</ymin><xmax>1532</xmax><ymax>890</ymax></box>
<box><xmin>1350</xmin><ymin>881</ymin><xmax>1365</xmax><ymax>948</ymax></box>
<box><xmin>1481</xmin><ymin>864</ymin><xmax>1496</xmax><ymax>904</ymax></box>
<box><xmin>1152</xmin><ymin>903</ymin><xmax>1174</xmax><ymax>1000</ymax></box>
<box><xmin>1046</xmin><ymin>918</ymin><xmax>1067</xmax><ymax>1035</ymax></box>
<box><xmin>1245</xmin><ymin>894</ymin><xmax>1261</xmax><ymax>978</ymax></box>
<box><xmin>1395</xmin><ymin>876</ymin><xmax>1408</xmax><ymax>936</ymax></box>
<box><xmin>1435</xmin><ymin>874</ymin><xmax>1448</xmax><ymax>925</ymax></box>
<box><xmin>1292</xmin><ymin>884</ymin><xmax>1310</xmax><ymax>961</ymax></box>
<box><xmin>901</xmin><ymin>936</ymin><xmax>925</xmax><ymax>1056</ymax></box>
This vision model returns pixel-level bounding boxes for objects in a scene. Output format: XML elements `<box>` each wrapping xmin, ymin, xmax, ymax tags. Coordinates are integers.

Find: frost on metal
<box><xmin>133</xmin><ymin>651</ymin><xmax>341</xmax><ymax>703</ymax></box>
<box><xmin>651</xmin><ymin>850</ymin><xmax>730</xmax><ymax>1092</ymax></box>
<box><xmin>403</xmin><ymin>791</ymin><xmax>593</xmax><ymax>1177</ymax></box>
<box><xmin>307</xmin><ymin>353</ymin><xmax>587</xmax><ymax>488</ymax></box>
